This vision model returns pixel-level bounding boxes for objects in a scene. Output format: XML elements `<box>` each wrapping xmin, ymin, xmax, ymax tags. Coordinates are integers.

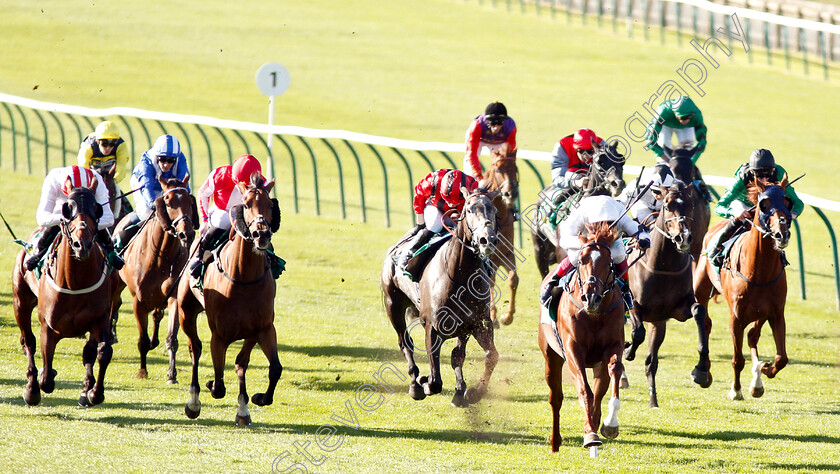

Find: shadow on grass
<box><xmin>277</xmin><ymin>343</ymin><xmax>401</xmax><ymax>362</ymax></box>
<box><xmin>632</xmin><ymin>426</ymin><xmax>840</xmax><ymax>445</ymax></box>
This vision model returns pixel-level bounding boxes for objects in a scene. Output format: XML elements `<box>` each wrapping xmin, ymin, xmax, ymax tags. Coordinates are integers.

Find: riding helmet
<box><xmin>749</xmin><ymin>149</ymin><xmax>775</xmax><ymax>171</ymax></box>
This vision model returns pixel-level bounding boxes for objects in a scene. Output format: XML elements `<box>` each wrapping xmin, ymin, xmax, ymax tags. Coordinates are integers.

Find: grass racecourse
<box><xmin>0</xmin><ymin>0</ymin><xmax>839</xmax><ymax>472</ymax></box>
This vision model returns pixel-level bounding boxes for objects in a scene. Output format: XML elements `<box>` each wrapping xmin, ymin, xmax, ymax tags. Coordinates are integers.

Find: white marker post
<box><xmin>255</xmin><ymin>63</ymin><xmax>290</xmax><ymax>198</ymax></box>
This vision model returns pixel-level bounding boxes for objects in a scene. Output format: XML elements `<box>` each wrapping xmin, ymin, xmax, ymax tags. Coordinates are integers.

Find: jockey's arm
<box><xmin>197</xmin><ymin>171</ymin><xmax>216</xmax><ymax>223</ymax></box>
<box><xmin>35</xmin><ymin>171</ymin><xmax>64</xmax><ymax>228</ymax></box>
<box><xmin>77</xmin><ymin>143</ymin><xmax>94</xmax><ymax>170</ymax></box>
<box><xmin>550</xmin><ymin>143</ymin><xmax>569</xmax><ymax>186</ymax></box>
<box><xmin>464</xmin><ymin>121</ymin><xmax>483</xmax><ymax>178</ymax></box>
<box><xmin>92</xmin><ymin>171</ymin><xmax>114</xmax><ymax>230</ymax></box>
<box><xmin>691</xmin><ymin>121</ymin><xmax>707</xmax><ymax>164</ymax></box>
<box><xmin>505</xmin><ymin>126</ymin><xmax>517</xmax><ymax>158</ymax></box>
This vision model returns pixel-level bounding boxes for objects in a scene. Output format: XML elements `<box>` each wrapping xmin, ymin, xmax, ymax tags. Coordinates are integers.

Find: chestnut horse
<box><xmin>624</xmin><ymin>181</ymin><xmax>711</xmax><ymax>407</ymax></box>
<box><xmin>12</xmin><ymin>187</ymin><xmax>119</xmax><ymax>406</ymax></box>
<box><xmin>669</xmin><ymin>147</ymin><xmax>710</xmax><ymax>262</ymax></box>
<box><xmin>693</xmin><ymin>178</ymin><xmax>792</xmax><ymax>401</ymax></box>
<box><xmin>530</xmin><ymin>140</ymin><xmax>626</xmax><ymax>278</ymax></box>
<box><xmin>382</xmin><ymin>188</ymin><xmax>499</xmax><ymax>407</ymax></box>
<box><xmin>483</xmin><ymin>150</ymin><xmax>520</xmax><ymax>326</ymax></box>
<box><xmin>177</xmin><ymin>176</ymin><xmax>282</xmax><ymax>425</ymax></box>
<box><xmin>538</xmin><ymin>221</ymin><xmax>624</xmax><ymax>453</ymax></box>
<box><xmin>113</xmin><ymin>177</ymin><xmax>197</xmax><ymax>380</ymax></box>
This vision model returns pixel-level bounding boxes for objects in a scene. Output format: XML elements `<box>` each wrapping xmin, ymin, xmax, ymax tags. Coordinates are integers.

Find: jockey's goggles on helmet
<box><xmin>577</xmin><ymin>148</ymin><xmax>594</xmax><ymax>156</ymax></box>
<box><xmin>98</xmin><ymin>139</ymin><xmax>118</xmax><ymax>148</ymax></box>
<box><xmin>157</xmin><ymin>156</ymin><xmax>177</xmax><ymax>164</ymax></box>
<box><xmin>753</xmin><ymin>168</ymin><xmax>775</xmax><ymax>179</ymax></box>
<box><xmin>486</xmin><ymin>115</ymin><xmax>504</xmax><ymax>126</ymax></box>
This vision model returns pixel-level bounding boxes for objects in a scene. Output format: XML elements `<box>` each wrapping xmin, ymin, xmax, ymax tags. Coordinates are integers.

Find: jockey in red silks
<box><xmin>188</xmin><ymin>154</ymin><xmax>265</xmax><ymax>278</ymax></box>
<box><xmin>395</xmin><ymin>169</ymin><xmax>479</xmax><ymax>271</ymax></box>
<box><xmin>464</xmin><ymin>101</ymin><xmax>517</xmax><ymax>181</ymax></box>
<box><xmin>24</xmin><ymin>165</ymin><xmax>123</xmax><ymax>271</ymax></box>
<box><xmin>550</xmin><ymin>128</ymin><xmax>604</xmax><ymax>190</ymax></box>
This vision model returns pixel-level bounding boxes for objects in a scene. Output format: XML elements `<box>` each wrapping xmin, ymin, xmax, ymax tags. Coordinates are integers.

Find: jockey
<box><xmin>618</xmin><ymin>164</ymin><xmax>676</xmax><ymax>225</ymax></box>
<box><xmin>539</xmin><ymin>195</ymin><xmax>651</xmax><ymax>312</ymax></box>
<box><xmin>550</xmin><ymin>128</ymin><xmax>604</xmax><ymax>190</ymax></box>
<box><xmin>115</xmin><ymin>134</ymin><xmax>190</xmax><ymax>249</ymax></box>
<box><xmin>395</xmin><ymin>169</ymin><xmax>479</xmax><ymax>271</ymax></box>
<box><xmin>644</xmin><ymin>96</ymin><xmax>706</xmax><ymax>164</ymax></box>
<box><xmin>464</xmin><ymin>101</ymin><xmax>517</xmax><ymax>181</ymax></box>
<box><xmin>707</xmin><ymin>149</ymin><xmax>804</xmax><ymax>267</ymax></box>
<box><xmin>78</xmin><ymin>121</ymin><xmax>131</xmax><ymax>186</ymax></box>
<box><xmin>188</xmin><ymin>154</ymin><xmax>265</xmax><ymax>278</ymax></box>
<box><xmin>24</xmin><ymin>165</ymin><xmax>123</xmax><ymax>271</ymax></box>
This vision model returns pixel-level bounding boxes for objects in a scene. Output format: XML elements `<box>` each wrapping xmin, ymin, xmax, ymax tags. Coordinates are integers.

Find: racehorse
<box><xmin>381</xmin><ymin>188</ymin><xmax>499</xmax><ymax>407</ymax></box>
<box><xmin>112</xmin><ymin>177</ymin><xmax>197</xmax><ymax>380</ymax></box>
<box><xmin>12</xmin><ymin>187</ymin><xmax>119</xmax><ymax>406</ymax></box>
<box><xmin>483</xmin><ymin>150</ymin><xmax>519</xmax><ymax>326</ymax></box>
<box><xmin>623</xmin><ymin>181</ymin><xmax>712</xmax><ymax>407</ymax></box>
<box><xmin>668</xmin><ymin>147</ymin><xmax>710</xmax><ymax>262</ymax></box>
<box><xmin>538</xmin><ymin>221</ymin><xmax>625</xmax><ymax>453</ymax></box>
<box><xmin>177</xmin><ymin>175</ymin><xmax>282</xmax><ymax>425</ymax></box>
<box><xmin>693</xmin><ymin>178</ymin><xmax>792</xmax><ymax>401</ymax></box>
<box><xmin>530</xmin><ymin>140</ymin><xmax>626</xmax><ymax>278</ymax></box>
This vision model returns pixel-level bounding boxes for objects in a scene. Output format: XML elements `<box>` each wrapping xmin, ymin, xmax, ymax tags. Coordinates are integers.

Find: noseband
<box><xmin>652</xmin><ymin>190</ymin><xmax>694</xmax><ymax>247</ymax></box>
<box><xmin>574</xmin><ymin>242</ymin><xmax>617</xmax><ymax>302</ymax></box>
<box><xmin>442</xmin><ymin>194</ymin><xmax>495</xmax><ymax>254</ymax></box>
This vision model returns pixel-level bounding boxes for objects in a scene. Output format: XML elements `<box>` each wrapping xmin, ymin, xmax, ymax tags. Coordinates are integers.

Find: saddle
<box><xmin>705</xmin><ymin>225</ymin><xmax>749</xmax><ymax>273</ymax></box>
<box><xmin>402</xmin><ymin>233</ymin><xmax>452</xmax><ymax>282</ymax></box>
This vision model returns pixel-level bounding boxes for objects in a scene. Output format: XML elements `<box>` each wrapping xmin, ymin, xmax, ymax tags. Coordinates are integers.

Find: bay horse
<box><xmin>113</xmin><ymin>177</ymin><xmax>197</xmax><ymax>380</ymax></box>
<box><xmin>177</xmin><ymin>175</ymin><xmax>282</xmax><ymax>425</ymax></box>
<box><xmin>483</xmin><ymin>149</ymin><xmax>520</xmax><ymax>326</ymax></box>
<box><xmin>382</xmin><ymin>188</ymin><xmax>499</xmax><ymax>407</ymax></box>
<box><xmin>668</xmin><ymin>147</ymin><xmax>711</xmax><ymax>262</ymax></box>
<box><xmin>624</xmin><ymin>181</ymin><xmax>712</xmax><ymax>408</ymax></box>
<box><xmin>530</xmin><ymin>140</ymin><xmax>626</xmax><ymax>278</ymax></box>
<box><xmin>693</xmin><ymin>178</ymin><xmax>792</xmax><ymax>401</ymax></box>
<box><xmin>12</xmin><ymin>187</ymin><xmax>119</xmax><ymax>406</ymax></box>
<box><xmin>538</xmin><ymin>221</ymin><xmax>625</xmax><ymax>454</ymax></box>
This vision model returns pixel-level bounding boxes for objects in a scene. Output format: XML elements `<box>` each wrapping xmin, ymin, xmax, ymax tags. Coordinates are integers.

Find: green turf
<box><xmin>0</xmin><ymin>1</ymin><xmax>839</xmax><ymax>472</ymax></box>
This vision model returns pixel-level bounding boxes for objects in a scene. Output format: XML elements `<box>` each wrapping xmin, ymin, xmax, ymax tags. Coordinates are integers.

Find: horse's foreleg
<box><xmin>166</xmin><ymin>297</ymin><xmax>181</xmax><ymax>384</ymax></box>
<box><xmin>150</xmin><ymin>307</ymin><xmax>164</xmax><ymax>350</ymax></box>
<box><xmin>253</xmin><ymin>325</ymin><xmax>283</xmax><ymax>408</ymax></box>
<box><xmin>539</xmin><ymin>325</ymin><xmax>564</xmax><ymax>452</ymax></box>
<box><xmin>747</xmin><ymin>320</ymin><xmax>766</xmax><ymax>397</ymax></box>
<box><xmin>763</xmin><ymin>314</ymin><xmax>788</xmax><ymax>380</ymax></box>
<box><xmin>13</xmin><ymin>286</ymin><xmax>40</xmax><ymax>406</ymax></box>
<box><xmin>233</xmin><ymin>338</ymin><xmax>256</xmax><ymax>426</ymax></box>
<box><xmin>38</xmin><ymin>325</ymin><xmax>58</xmax><ymax>394</ymax></box>
<box><xmin>134</xmin><ymin>299</ymin><xmax>151</xmax><ymax>379</ymax></box>
<box><xmin>206</xmin><ymin>334</ymin><xmax>228</xmax><ymax>399</ymax></box>
<box><xmin>420</xmin><ymin>325</ymin><xmax>444</xmax><ymax>396</ymax></box>
<box><xmin>450</xmin><ymin>336</ymin><xmax>468</xmax><ymax>408</ymax></box>
<box><xmin>499</xmin><ymin>268</ymin><xmax>518</xmax><ymax>326</ymax></box>
<box><xmin>623</xmin><ymin>308</ymin><xmax>646</xmax><ymax>361</ymax></box>
<box><xmin>87</xmin><ymin>320</ymin><xmax>113</xmax><ymax>406</ymax></box>
<box><xmin>565</xmin><ymin>343</ymin><xmax>599</xmax><ymax>445</ymax></box>
<box><xmin>728</xmin><ymin>322</ymin><xmax>746</xmax><ymax>401</ymax></box>
<box><xmin>79</xmin><ymin>338</ymin><xmax>97</xmax><ymax>407</ymax></box>
<box><xmin>645</xmin><ymin>321</ymin><xmax>667</xmax><ymax>408</ymax></box>
<box><xmin>691</xmin><ymin>302</ymin><xmax>712</xmax><ymax>388</ymax></box>
<box><xmin>465</xmin><ymin>323</ymin><xmax>498</xmax><ymax>405</ymax></box>
<box><xmin>180</xmin><ymin>303</ymin><xmax>202</xmax><ymax>419</ymax></box>
<box><xmin>595</xmin><ymin>355</ymin><xmax>621</xmax><ymax>440</ymax></box>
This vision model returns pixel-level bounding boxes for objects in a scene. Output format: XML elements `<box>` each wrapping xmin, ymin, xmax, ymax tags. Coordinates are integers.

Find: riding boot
<box><xmin>24</xmin><ymin>225</ymin><xmax>60</xmax><ymax>271</ymax></box>
<box><xmin>615</xmin><ymin>259</ymin><xmax>634</xmax><ymax>311</ymax></box>
<box><xmin>693</xmin><ymin>166</ymin><xmax>713</xmax><ymax>202</ymax></box>
<box><xmin>96</xmin><ymin>229</ymin><xmax>124</xmax><ymax>270</ymax></box>
<box><xmin>114</xmin><ymin>213</ymin><xmax>141</xmax><ymax>252</ymax></box>
<box><xmin>188</xmin><ymin>226</ymin><xmax>228</xmax><ymax>279</ymax></box>
<box><xmin>396</xmin><ymin>228</ymin><xmax>433</xmax><ymax>271</ymax></box>
<box><xmin>708</xmin><ymin>218</ymin><xmax>741</xmax><ymax>267</ymax></box>
<box><xmin>540</xmin><ymin>257</ymin><xmax>574</xmax><ymax>307</ymax></box>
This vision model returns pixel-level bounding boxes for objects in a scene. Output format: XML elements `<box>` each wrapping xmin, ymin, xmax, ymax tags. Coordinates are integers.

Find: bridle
<box><xmin>565</xmin><ymin>241</ymin><xmax>623</xmax><ymax>314</ymax></box>
<box><xmin>441</xmin><ymin>193</ymin><xmax>495</xmax><ymax>254</ymax></box>
<box><xmin>159</xmin><ymin>186</ymin><xmax>194</xmax><ymax>240</ymax></box>
<box><xmin>651</xmin><ymin>188</ymin><xmax>694</xmax><ymax>249</ymax></box>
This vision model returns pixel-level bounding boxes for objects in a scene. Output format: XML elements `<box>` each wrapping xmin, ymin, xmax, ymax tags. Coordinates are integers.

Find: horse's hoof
<box><xmin>465</xmin><ymin>387</ymin><xmax>485</xmax><ymax>404</ymax></box>
<box><xmin>39</xmin><ymin>369</ymin><xmax>57</xmax><ymax>393</ymax></box>
<box><xmin>499</xmin><ymin>313</ymin><xmax>514</xmax><ymax>326</ymax></box>
<box><xmin>23</xmin><ymin>384</ymin><xmax>41</xmax><ymax>406</ymax></box>
<box><xmin>408</xmin><ymin>384</ymin><xmax>426</xmax><ymax>401</ymax></box>
<box><xmin>86</xmin><ymin>389</ymin><xmax>104</xmax><ymax>406</ymax></box>
<box><xmin>185</xmin><ymin>404</ymin><xmax>201</xmax><ymax>419</ymax></box>
<box><xmin>252</xmin><ymin>393</ymin><xmax>272</xmax><ymax>406</ymax></box>
<box><xmin>492</xmin><ymin>318</ymin><xmax>500</xmax><ymax>329</ymax></box>
<box><xmin>691</xmin><ymin>368</ymin><xmax>712</xmax><ymax>388</ymax></box>
<box><xmin>623</xmin><ymin>344</ymin><xmax>636</xmax><ymax>362</ymax></box>
<box><xmin>727</xmin><ymin>388</ymin><xmax>744</xmax><ymax>401</ymax></box>
<box><xmin>136</xmin><ymin>369</ymin><xmax>148</xmax><ymax>379</ymax></box>
<box><xmin>235</xmin><ymin>414</ymin><xmax>252</xmax><ymax>427</ymax></box>
<box><xmin>583</xmin><ymin>432</ymin><xmax>602</xmax><ymax>448</ymax></box>
<box><xmin>600</xmin><ymin>423</ymin><xmax>619</xmax><ymax>439</ymax></box>
<box><xmin>167</xmin><ymin>377</ymin><xmax>178</xmax><ymax>385</ymax></box>
<box><xmin>749</xmin><ymin>385</ymin><xmax>765</xmax><ymax>398</ymax></box>
<box><xmin>206</xmin><ymin>380</ymin><xmax>225</xmax><ymax>399</ymax></box>
<box><xmin>451</xmin><ymin>393</ymin><xmax>469</xmax><ymax>408</ymax></box>
<box><xmin>78</xmin><ymin>393</ymin><xmax>91</xmax><ymax>407</ymax></box>
<box><xmin>619</xmin><ymin>373</ymin><xmax>630</xmax><ymax>389</ymax></box>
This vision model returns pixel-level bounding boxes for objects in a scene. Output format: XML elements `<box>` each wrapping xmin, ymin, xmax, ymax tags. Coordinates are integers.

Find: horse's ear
<box><xmin>93</xmin><ymin>203</ymin><xmax>104</xmax><ymax>220</ymax></box>
<box><xmin>230</xmin><ymin>204</ymin><xmax>249</xmax><ymax>237</ymax></box>
<box><xmin>182</xmin><ymin>172</ymin><xmax>190</xmax><ymax>186</ymax></box>
<box><xmin>190</xmin><ymin>196</ymin><xmax>200</xmax><ymax>227</ymax></box>
<box><xmin>236</xmin><ymin>181</ymin><xmax>249</xmax><ymax>194</ymax></box>
<box><xmin>270</xmin><ymin>198</ymin><xmax>281</xmax><ymax>233</ymax></box>
<box><xmin>89</xmin><ymin>177</ymin><xmax>98</xmax><ymax>194</ymax></box>
<box><xmin>779</xmin><ymin>172</ymin><xmax>789</xmax><ymax>189</ymax></box>
<box><xmin>460</xmin><ymin>186</ymin><xmax>470</xmax><ymax>198</ymax></box>
<box><xmin>486</xmin><ymin>189</ymin><xmax>501</xmax><ymax>201</ymax></box>
<box><xmin>158</xmin><ymin>175</ymin><xmax>167</xmax><ymax>189</ymax></box>
<box><xmin>155</xmin><ymin>196</ymin><xmax>172</xmax><ymax>229</ymax></box>
<box><xmin>61</xmin><ymin>201</ymin><xmax>75</xmax><ymax>220</ymax></box>
<box><xmin>63</xmin><ymin>176</ymin><xmax>75</xmax><ymax>196</ymax></box>
<box><xmin>265</xmin><ymin>179</ymin><xmax>275</xmax><ymax>194</ymax></box>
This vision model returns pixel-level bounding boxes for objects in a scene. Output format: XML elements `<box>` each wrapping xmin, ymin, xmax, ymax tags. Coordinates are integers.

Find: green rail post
<box><xmin>724</xmin><ymin>13</ymin><xmax>732</xmax><ymax>51</ymax></box>
<box><xmin>31</xmin><ymin>109</ymin><xmax>49</xmax><ymax>173</ymax></box>
<box><xmin>626</xmin><ymin>0</ymin><xmax>633</xmax><ymax>37</ymax></box>
<box><xmin>134</xmin><ymin>119</ymin><xmax>153</xmax><ymax>154</ymax></box>
<box><xmin>784</xmin><ymin>26</ymin><xmax>791</xmax><ymax>70</ymax></box>
<box><xmin>567</xmin><ymin>0</ymin><xmax>572</xmax><ymax>24</ymax></box>
<box><xmin>612</xmin><ymin>0</ymin><xmax>619</xmax><ymax>33</ymax></box>
<box><xmin>811</xmin><ymin>206</ymin><xmax>840</xmax><ymax>310</ymax></box>
<box><xmin>173</xmin><ymin>122</ymin><xmax>195</xmax><ymax>189</ymax></box>
<box><xmin>535</xmin><ymin>0</ymin><xmax>540</xmax><ymax>17</ymax></box>
<box><xmin>275</xmin><ymin>134</ymin><xmax>299</xmax><ymax>214</ymax></box>
<box><xmin>582</xmin><ymin>0</ymin><xmax>588</xmax><ymax>26</ymax></box>
<box><xmin>675</xmin><ymin>2</ymin><xmax>681</xmax><ymax>46</ymax></box>
<box><xmin>47</xmin><ymin>112</ymin><xmax>65</xmax><ymax>167</ymax></box>
<box><xmin>819</xmin><ymin>31</ymin><xmax>829</xmax><ymax>80</ymax></box>
<box><xmin>214</xmin><ymin>127</ymin><xmax>233</xmax><ymax>165</ymax></box>
<box><xmin>65</xmin><ymin>113</ymin><xmax>85</xmax><ymax>158</ymax></box>
<box><xmin>320</xmin><ymin>138</ymin><xmax>347</xmax><ymax>219</ymax></box>
<box><xmin>391</xmin><ymin>148</ymin><xmax>416</xmax><ymax>226</ymax></box>
<box><xmin>551</xmin><ymin>0</ymin><xmax>556</xmax><ymax>21</ymax></box>
<box><xmin>229</xmin><ymin>128</ymin><xmax>250</xmax><ymax>154</ymax></box>
<box><xmin>341</xmin><ymin>139</ymin><xmax>367</xmax><ymax>223</ymax></box>
<box><xmin>692</xmin><ymin>6</ymin><xmax>698</xmax><ymax>38</ymax></box>
<box><xmin>598</xmin><ymin>0</ymin><xmax>604</xmax><ymax>28</ymax></box>
<box><xmin>641</xmin><ymin>0</ymin><xmax>647</xmax><ymax>41</ymax></box>
<box><xmin>746</xmin><ymin>19</ymin><xmax>752</xmax><ymax>64</ymax></box>
<box><xmin>13</xmin><ymin>105</ymin><xmax>32</xmax><ymax>174</ymax></box>
<box><xmin>659</xmin><ymin>0</ymin><xmax>665</xmax><ymax>45</ymax></box>
<box><xmin>708</xmin><ymin>9</ymin><xmax>714</xmax><ymax>39</ymax></box>
<box><xmin>1</xmin><ymin>103</ymin><xmax>15</xmax><ymax>171</ymax></box>
<box><xmin>297</xmin><ymin>137</ymin><xmax>320</xmax><ymax>216</ymax></box>
<box><xmin>764</xmin><ymin>22</ymin><xmax>772</xmax><ymax>65</ymax></box>
<box><xmin>248</xmin><ymin>132</ymin><xmax>277</xmax><ymax>200</ymax></box>
<box><xmin>800</xmin><ymin>28</ymin><xmax>808</xmax><ymax>75</ymax></box>
<box><xmin>194</xmin><ymin>124</ymin><xmax>213</xmax><ymax>172</ymax></box>
<box><xmin>115</xmin><ymin>116</ymin><xmax>136</xmax><ymax>171</ymax></box>
<box><xmin>520</xmin><ymin>0</ymin><xmax>525</xmax><ymax>15</ymax></box>
<box><xmin>439</xmin><ymin>151</ymin><xmax>459</xmax><ymax>169</ymax></box>
<box><xmin>367</xmin><ymin>144</ymin><xmax>391</xmax><ymax>227</ymax></box>
<box><xmin>792</xmin><ymin>219</ymin><xmax>806</xmax><ymax>300</ymax></box>
<box><xmin>415</xmin><ymin>150</ymin><xmax>437</xmax><ymax>173</ymax></box>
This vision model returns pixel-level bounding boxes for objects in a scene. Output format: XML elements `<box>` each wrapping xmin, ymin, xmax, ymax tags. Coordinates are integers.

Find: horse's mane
<box><xmin>162</xmin><ymin>177</ymin><xmax>186</xmax><ymax>188</ymax></box>
<box><xmin>584</xmin><ymin>221</ymin><xmax>618</xmax><ymax>246</ymax></box>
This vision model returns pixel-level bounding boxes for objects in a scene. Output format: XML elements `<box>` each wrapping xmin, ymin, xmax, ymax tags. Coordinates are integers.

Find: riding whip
<box><xmin>106</xmin><ymin>186</ymin><xmax>144</xmax><ymax>205</ymax></box>
<box><xmin>0</xmin><ymin>208</ymin><xmax>20</xmax><ymax>241</ymax></box>
<box><xmin>787</xmin><ymin>173</ymin><xmax>806</xmax><ymax>186</ymax></box>
<box><xmin>610</xmin><ymin>178</ymin><xmax>655</xmax><ymax>230</ymax></box>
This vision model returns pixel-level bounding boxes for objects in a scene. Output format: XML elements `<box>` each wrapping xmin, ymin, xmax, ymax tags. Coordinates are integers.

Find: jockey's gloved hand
<box><xmin>791</xmin><ymin>212</ymin><xmax>798</xmax><ymax>220</ymax></box>
<box><xmin>638</xmin><ymin>237</ymin><xmax>651</xmax><ymax>250</ymax></box>
<box><xmin>540</xmin><ymin>273</ymin><xmax>562</xmax><ymax>307</ymax></box>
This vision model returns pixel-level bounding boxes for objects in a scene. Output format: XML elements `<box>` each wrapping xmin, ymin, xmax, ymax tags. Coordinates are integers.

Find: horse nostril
<box><xmin>479</xmin><ymin>236</ymin><xmax>488</xmax><ymax>246</ymax></box>
<box><xmin>73</xmin><ymin>241</ymin><xmax>82</xmax><ymax>250</ymax></box>
<box><xmin>178</xmin><ymin>232</ymin><xmax>187</xmax><ymax>240</ymax></box>
<box><xmin>251</xmin><ymin>231</ymin><xmax>260</xmax><ymax>239</ymax></box>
